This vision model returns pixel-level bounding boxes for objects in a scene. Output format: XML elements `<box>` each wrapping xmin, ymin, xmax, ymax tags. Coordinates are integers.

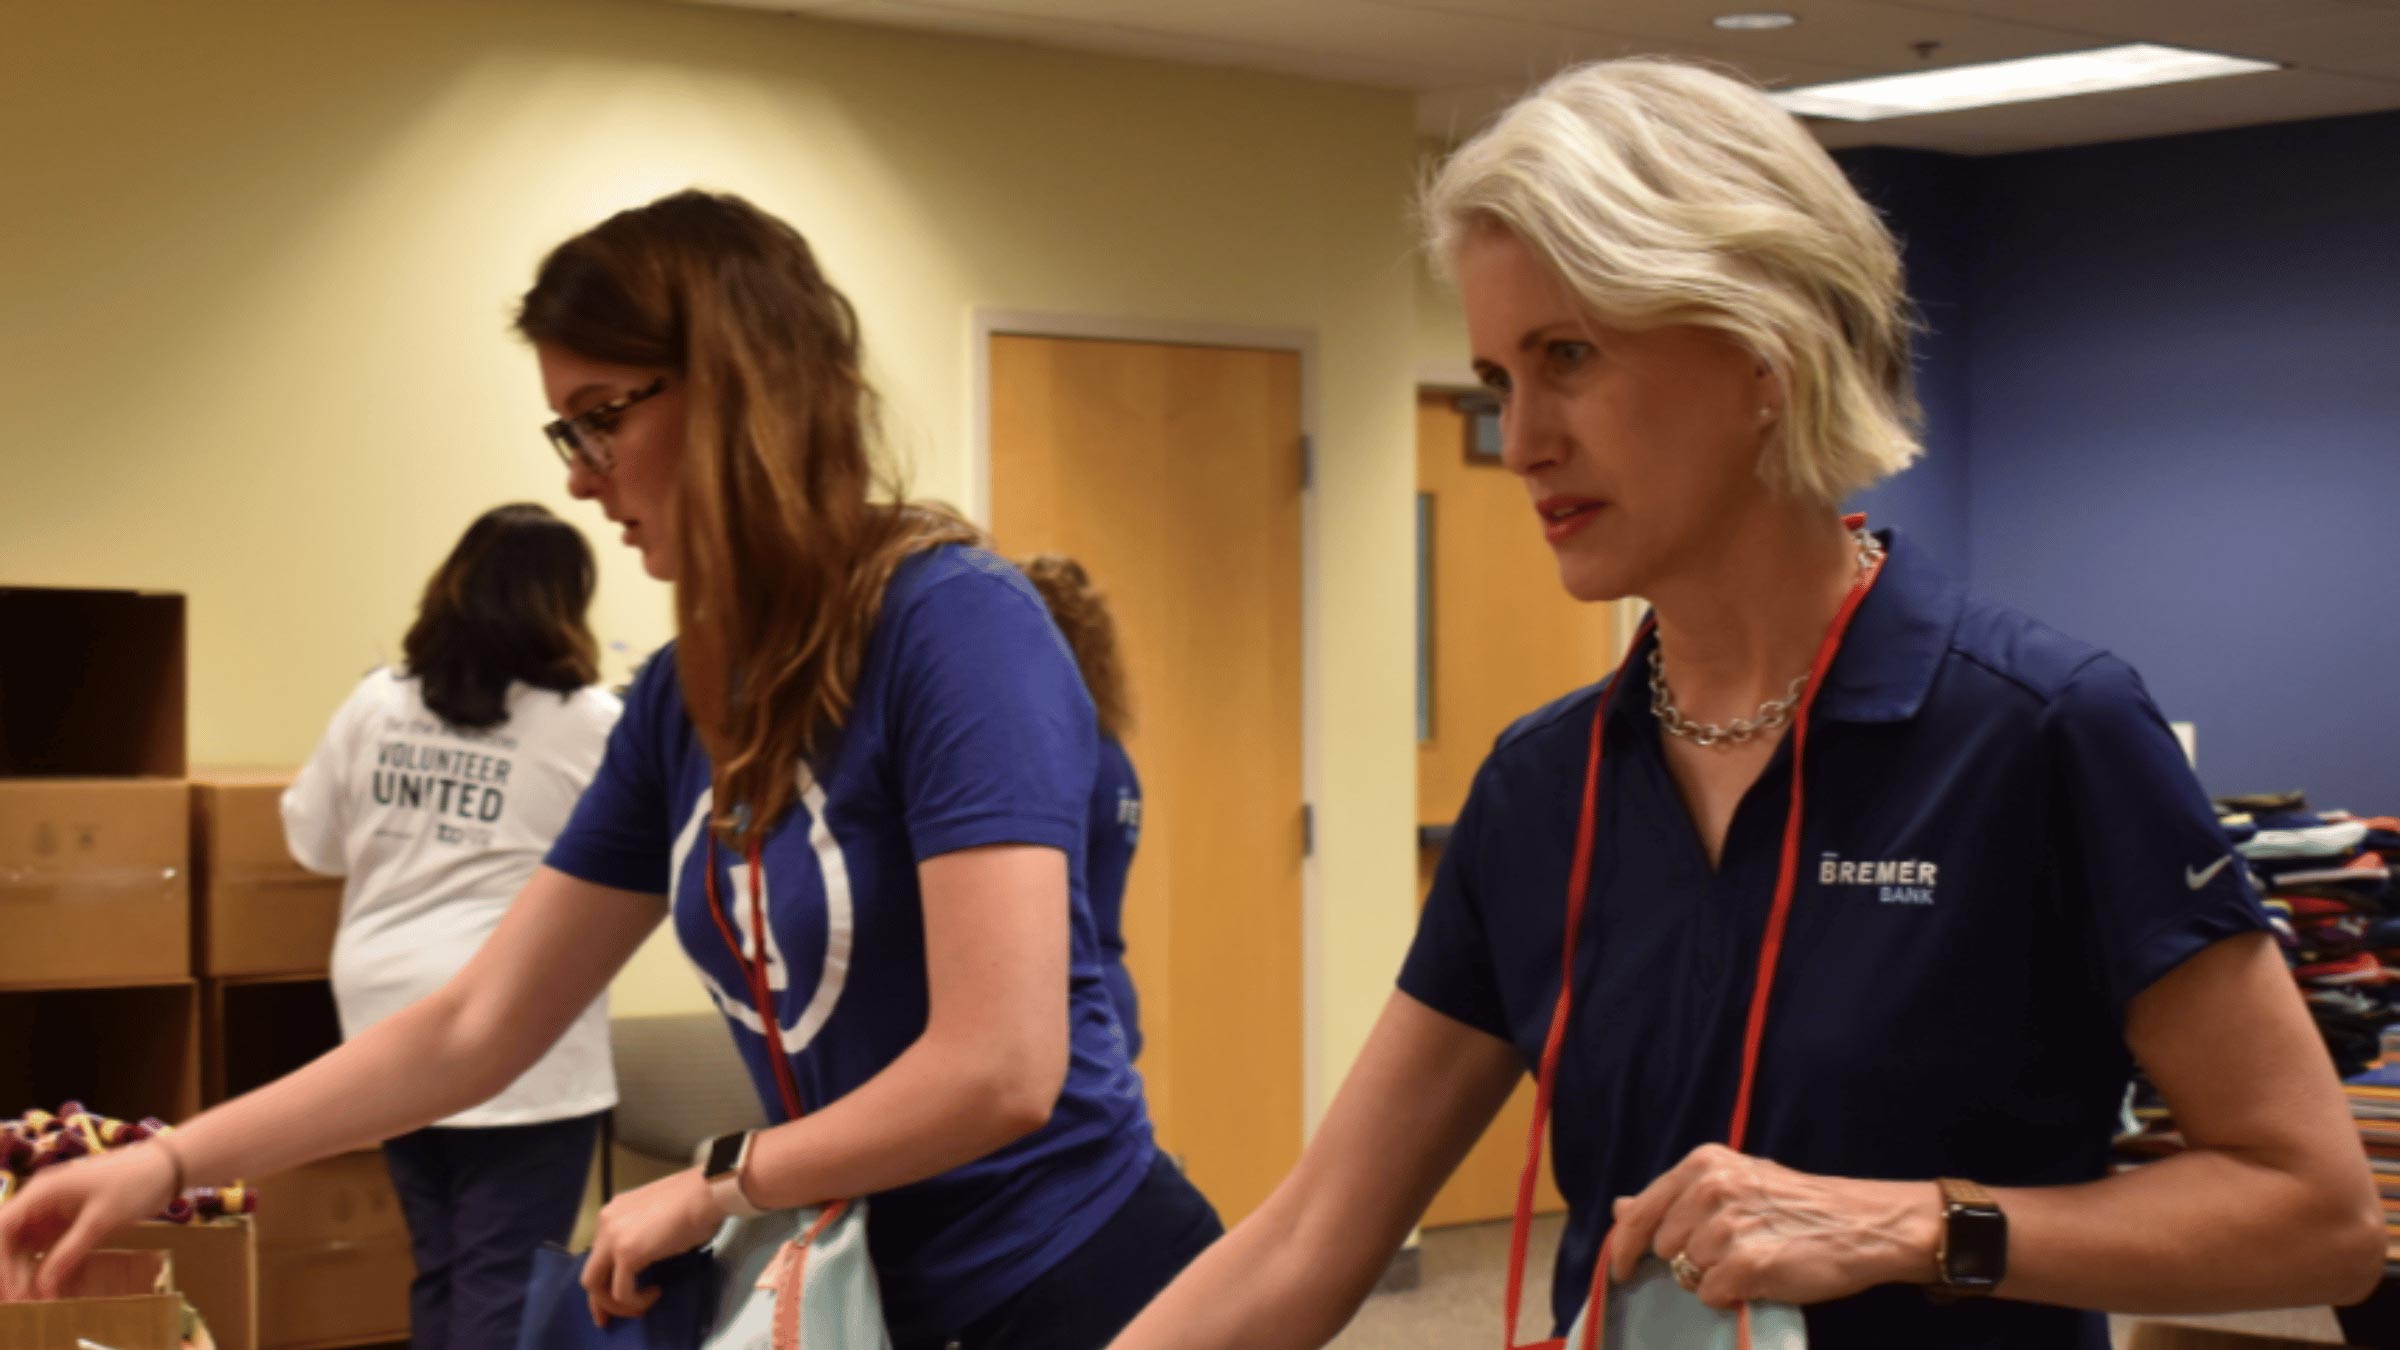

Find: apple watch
<box><xmin>1932</xmin><ymin>1177</ymin><xmax>2007</xmax><ymax>1296</ymax></box>
<box><xmin>694</xmin><ymin>1129</ymin><xmax>766</xmax><ymax>1219</ymax></box>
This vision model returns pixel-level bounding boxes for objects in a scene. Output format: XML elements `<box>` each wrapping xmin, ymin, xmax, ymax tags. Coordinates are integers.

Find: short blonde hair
<box><xmin>1425</xmin><ymin>58</ymin><xmax>1922</xmax><ymax>506</ymax></box>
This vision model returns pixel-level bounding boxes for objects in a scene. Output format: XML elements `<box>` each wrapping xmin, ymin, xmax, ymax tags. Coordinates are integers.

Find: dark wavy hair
<box><xmin>1019</xmin><ymin>554</ymin><xmax>1133</xmax><ymax>742</ymax></box>
<box><xmin>401</xmin><ymin>503</ymin><xmax>601</xmax><ymax>730</ymax></box>
<box><xmin>515</xmin><ymin>189</ymin><xmax>979</xmax><ymax>842</ymax></box>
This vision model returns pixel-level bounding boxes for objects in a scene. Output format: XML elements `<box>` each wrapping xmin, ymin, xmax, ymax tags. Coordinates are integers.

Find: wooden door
<box><xmin>989</xmin><ymin>333</ymin><xmax>1305</xmax><ymax>1226</ymax></box>
<box><xmin>1415</xmin><ymin>390</ymin><xmax>1622</xmax><ymax>1228</ymax></box>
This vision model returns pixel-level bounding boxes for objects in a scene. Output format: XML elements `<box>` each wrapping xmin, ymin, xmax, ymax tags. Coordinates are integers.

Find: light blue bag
<box><xmin>702</xmin><ymin>1199</ymin><xmax>890</xmax><ymax>1350</ymax></box>
<box><xmin>1557</xmin><ymin>1255</ymin><xmax>1805</xmax><ymax>1350</ymax></box>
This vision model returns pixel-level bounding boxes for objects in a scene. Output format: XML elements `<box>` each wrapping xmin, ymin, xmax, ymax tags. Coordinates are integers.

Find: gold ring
<box><xmin>1670</xmin><ymin>1251</ymin><xmax>1704</xmax><ymax>1291</ymax></box>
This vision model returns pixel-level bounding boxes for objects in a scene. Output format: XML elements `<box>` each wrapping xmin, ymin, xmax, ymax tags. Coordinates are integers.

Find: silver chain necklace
<box><xmin>1650</xmin><ymin>527</ymin><xmax>1885</xmax><ymax>750</ymax></box>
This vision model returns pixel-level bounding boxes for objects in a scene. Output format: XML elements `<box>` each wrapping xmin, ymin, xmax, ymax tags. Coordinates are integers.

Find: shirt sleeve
<box><xmin>2044</xmin><ymin>654</ymin><xmax>2268</xmax><ymax>1014</ymax></box>
<box><xmin>544</xmin><ymin>652</ymin><xmax>675</xmax><ymax>896</ymax></box>
<box><xmin>281</xmin><ymin>673</ymin><xmax>372</xmax><ymax>876</ymax></box>
<box><xmin>890</xmin><ymin>565</ymin><xmax>1094</xmax><ymax>862</ymax></box>
<box><xmin>1398</xmin><ymin>761</ymin><xmax>1513</xmax><ymax>1044</ymax></box>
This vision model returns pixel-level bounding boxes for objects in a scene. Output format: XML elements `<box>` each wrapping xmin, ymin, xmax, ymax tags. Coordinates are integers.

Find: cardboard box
<box><xmin>0</xmin><ymin>981</ymin><xmax>202</xmax><ymax>1125</ymax></box>
<box><xmin>253</xmin><ymin>1150</ymin><xmax>412</xmax><ymax>1348</ymax></box>
<box><xmin>116</xmin><ymin>1219</ymin><xmax>258</xmax><ymax>1350</ymax></box>
<box><xmin>0</xmin><ymin>1247</ymin><xmax>180</xmax><ymax>1350</ymax></box>
<box><xmin>0</xmin><ymin>779</ymin><xmax>191</xmax><ymax>987</ymax></box>
<box><xmin>0</xmin><ymin>587</ymin><xmax>185</xmax><ymax>778</ymax></box>
<box><xmin>192</xmin><ymin>776</ymin><xmax>341</xmax><ymax>978</ymax></box>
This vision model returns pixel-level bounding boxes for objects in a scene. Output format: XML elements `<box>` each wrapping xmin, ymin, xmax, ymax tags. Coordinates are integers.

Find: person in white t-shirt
<box><xmin>281</xmin><ymin>502</ymin><xmax>623</xmax><ymax>1350</ymax></box>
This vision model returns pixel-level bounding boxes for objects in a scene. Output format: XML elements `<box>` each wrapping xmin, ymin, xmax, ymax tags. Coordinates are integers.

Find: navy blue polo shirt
<box><xmin>547</xmin><ymin>546</ymin><xmax>1155</xmax><ymax>1344</ymax></box>
<box><xmin>1400</xmin><ymin>529</ymin><xmax>2266</xmax><ymax>1349</ymax></box>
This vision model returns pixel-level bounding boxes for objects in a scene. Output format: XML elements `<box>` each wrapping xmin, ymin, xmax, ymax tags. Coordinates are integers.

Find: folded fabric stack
<box><xmin>0</xmin><ymin>1101</ymin><xmax>253</xmax><ymax>1221</ymax></box>
<box><xmin>2219</xmin><ymin>794</ymin><xmax>2400</xmax><ymax>1080</ymax></box>
<box><xmin>2230</xmin><ymin>794</ymin><xmax>2400</xmax><ymax>1259</ymax></box>
<box><xmin>2345</xmin><ymin>1082</ymin><xmax>2400</xmax><ymax>1259</ymax></box>
<box><xmin>2113</xmin><ymin>795</ymin><xmax>2400</xmax><ymax>1247</ymax></box>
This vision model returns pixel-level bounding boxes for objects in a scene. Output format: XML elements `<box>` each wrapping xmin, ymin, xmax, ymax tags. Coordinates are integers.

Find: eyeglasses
<box><xmin>543</xmin><ymin>377</ymin><xmax>668</xmax><ymax>474</ymax></box>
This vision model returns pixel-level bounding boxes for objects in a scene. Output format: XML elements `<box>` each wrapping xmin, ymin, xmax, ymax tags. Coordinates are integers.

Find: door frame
<box><xmin>968</xmin><ymin>309</ymin><xmax>1329</xmax><ymax>1118</ymax></box>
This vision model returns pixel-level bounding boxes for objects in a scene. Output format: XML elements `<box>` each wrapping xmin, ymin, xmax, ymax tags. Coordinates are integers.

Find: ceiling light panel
<box><xmin>1713</xmin><ymin>12</ymin><xmax>1798</xmax><ymax>30</ymax></box>
<box><xmin>1770</xmin><ymin>42</ymin><xmax>2280</xmax><ymax>121</ymax></box>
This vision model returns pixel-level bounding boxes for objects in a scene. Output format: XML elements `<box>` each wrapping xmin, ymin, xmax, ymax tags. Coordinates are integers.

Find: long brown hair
<box><xmin>1018</xmin><ymin>554</ymin><xmax>1133</xmax><ymax>743</ymax></box>
<box><xmin>402</xmin><ymin>503</ymin><xmax>599</xmax><ymax>731</ymax></box>
<box><xmin>516</xmin><ymin>190</ymin><xmax>979</xmax><ymax>841</ymax></box>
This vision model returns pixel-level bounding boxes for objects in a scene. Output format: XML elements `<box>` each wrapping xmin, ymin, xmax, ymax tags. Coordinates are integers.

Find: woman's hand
<box><xmin>1607</xmin><ymin>1144</ymin><xmax>1939</xmax><ymax>1310</ymax></box>
<box><xmin>582</xmin><ymin>1167</ymin><xmax>724</xmax><ymax>1326</ymax></box>
<box><xmin>0</xmin><ymin>1143</ymin><xmax>181</xmax><ymax>1301</ymax></box>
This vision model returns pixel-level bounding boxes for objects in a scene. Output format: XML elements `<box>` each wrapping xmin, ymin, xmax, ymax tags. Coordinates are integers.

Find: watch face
<box><xmin>704</xmin><ymin>1132</ymin><xmax>747</xmax><ymax>1180</ymax></box>
<box><xmin>1946</xmin><ymin>1208</ymin><xmax>2007</xmax><ymax>1286</ymax></box>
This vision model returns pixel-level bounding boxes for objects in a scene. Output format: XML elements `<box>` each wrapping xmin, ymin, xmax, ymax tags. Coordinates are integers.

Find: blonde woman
<box><xmin>1113</xmin><ymin>59</ymin><xmax>2380</xmax><ymax>1350</ymax></box>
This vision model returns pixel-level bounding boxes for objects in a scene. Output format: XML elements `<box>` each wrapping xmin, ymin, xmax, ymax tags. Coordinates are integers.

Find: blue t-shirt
<box><xmin>1088</xmin><ymin>737</ymin><xmax>1144</xmax><ymax>1060</ymax></box>
<box><xmin>1399</xmin><ymin>529</ymin><xmax>2266</xmax><ymax>1349</ymax></box>
<box><xmin>547</xmin><ymin>546</ymin><xmax>1156</xmax><ymax>1341</ymax></box>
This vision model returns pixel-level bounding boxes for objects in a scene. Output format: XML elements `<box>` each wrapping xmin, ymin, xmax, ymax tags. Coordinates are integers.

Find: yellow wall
<box><xmin>1413</xmin><ymin>142</ymin><xmax>1479</xmax><ymax>389</ymax></box>
<box><xmin>1417</xmin><ymin>255</ymin><xmax>1475</xmax><ymax>389</ymax></box>
<box><xmin>1</xmin><ymin>0</ymin><xmax>1421</xmax><ymax>1111</ymax></box>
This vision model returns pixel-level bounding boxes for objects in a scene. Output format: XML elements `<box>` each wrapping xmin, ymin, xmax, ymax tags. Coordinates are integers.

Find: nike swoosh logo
<box><xmin>2186</xmin><ymin>855</ymin><xmax>2233</xmax><ymax>890</ymax></box>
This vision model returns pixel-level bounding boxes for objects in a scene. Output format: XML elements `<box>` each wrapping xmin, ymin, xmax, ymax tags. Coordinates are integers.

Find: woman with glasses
<box><xmin>0</xmin><ymin>191</ymin><xmax>1219</xmax><ymax>1350</ymax></box>
<box><xmin>281</xmin><ymin>502</ymin><xmax>622</xmax><ymax>1350</ymax></box>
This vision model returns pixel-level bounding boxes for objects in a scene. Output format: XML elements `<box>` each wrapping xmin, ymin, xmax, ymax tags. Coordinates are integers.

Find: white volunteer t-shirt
<box><xmin>283</xmin><ymin>667</ymin><xmax>622</xmax><ymax>1128</ymax></box>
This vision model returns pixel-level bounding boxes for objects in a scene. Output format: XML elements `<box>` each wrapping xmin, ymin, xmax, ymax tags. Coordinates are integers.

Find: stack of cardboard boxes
<box><xmin>193</xmin><ymin>775</ymin><xmax>413</xmax><ymax>1349</ymax></box>
<box><xmin>1</xmin><ymin>586</ymin><xmax>413</xmax><ymax>1349</ymax></box>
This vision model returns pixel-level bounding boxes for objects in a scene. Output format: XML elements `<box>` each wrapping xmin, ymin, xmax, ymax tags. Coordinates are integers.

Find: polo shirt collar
<box><xmin>1815</xmin><ymin>526</ymin><xmax>1963</xmax><ymax>723</ymax></box>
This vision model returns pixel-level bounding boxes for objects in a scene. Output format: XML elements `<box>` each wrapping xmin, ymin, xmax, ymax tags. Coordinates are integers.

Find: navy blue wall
<box><xmin>1965</xmin><ymin>112</ymin><xmax>2400</xmax><ymax>809</ymax></box>
<box><xmin>1841</xmin><ymin>112</ymin><xmax>2400</xmax><ymax>808</ymax></box>
<box><xmin>1840</xmin><ymin>147</ymin><xmax>1975</xmax><ymax>580</ymax></box>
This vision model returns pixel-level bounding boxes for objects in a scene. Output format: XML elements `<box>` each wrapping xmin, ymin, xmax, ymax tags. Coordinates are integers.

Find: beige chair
<box><xmin>603</xmin><ymin>1013</ymin><xmax>770</xmax><ymax>1193</ymax></box>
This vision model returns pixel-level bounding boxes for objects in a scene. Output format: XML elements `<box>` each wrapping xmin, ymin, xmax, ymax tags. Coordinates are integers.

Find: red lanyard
<box><xmin>705</xmin><ymin>828</ymin><xmax>852</xmax><ymax>1326</ymax></box>
<box><xmin>1502</xmin><ymin>520</ymin><xmax>1885</xmax><ymax>1350</ymax></box>
<box><xmin>705</xmin><ymin>832</ymin><xmax>810</xmax><ymax>1124</ymax></box>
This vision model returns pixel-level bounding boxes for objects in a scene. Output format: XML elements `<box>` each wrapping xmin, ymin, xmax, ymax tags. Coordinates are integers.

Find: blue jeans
<box><xmin>906</xmin><ymin>1151</ymin><xmax>1224</xmax><ymax>1350</ymax></box>
<box><xmin>382</xmin><ymin>1112</ymin><xmax>603</xmax><ymax>1350</ymax></box>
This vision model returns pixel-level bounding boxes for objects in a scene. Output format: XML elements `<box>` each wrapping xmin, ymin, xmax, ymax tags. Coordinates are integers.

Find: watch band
<box><xmin>1939</xmin><ymin>1176</ymin><xmax>1996</xmax><ymax>1209</ymax></box>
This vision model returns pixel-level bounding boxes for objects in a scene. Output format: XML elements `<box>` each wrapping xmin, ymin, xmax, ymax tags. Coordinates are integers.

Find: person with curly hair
<box><xmin>1020</xmin><ymin>554</ymin><xmax>1147</xmax><ymax>1061</ymax></box>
